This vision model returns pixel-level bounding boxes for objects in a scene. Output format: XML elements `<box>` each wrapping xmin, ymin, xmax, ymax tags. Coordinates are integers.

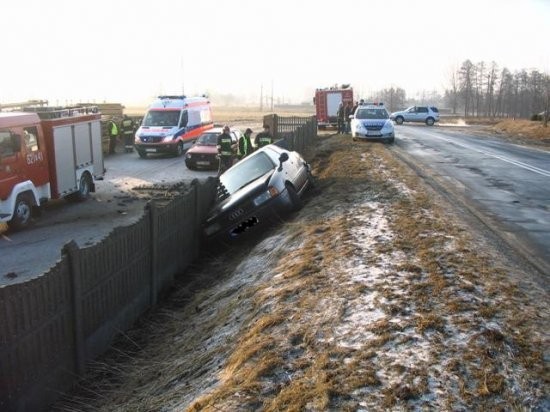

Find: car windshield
<box><xmin>142</xmin><ymin>110</ymin><xmax>180</xmax><ymax>127</ymax></box>
<box><xmin>196</xmin><ymin>133</ymin><xmax>218</xmax><ymax>145</ymax></box>
<box><xmin>220</xmin><ymin>152</ymin><xmax>275</xmax><ymax>194</ymax></box>
<box><xmin>355</xmin><ymin>108</ymin><xmax>389</xmax><ymax>120</ymax></box>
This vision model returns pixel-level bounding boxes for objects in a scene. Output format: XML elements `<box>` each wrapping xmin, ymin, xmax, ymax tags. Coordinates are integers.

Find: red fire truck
<box><xmin>314</xmin><ymin>85</ymin><xmax>354</xmax><ymax>129</ymax></box>
<box><xmin>0</xmin><ymin>106</ymin><xmax>104</xmax><ymax>229</ymax></box>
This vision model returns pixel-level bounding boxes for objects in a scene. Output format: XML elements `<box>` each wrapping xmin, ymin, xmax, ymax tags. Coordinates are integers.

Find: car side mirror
<box><xmin>278</xmin><ymin>152</ymin><xmax>289</xmax><ymax>171</ymax></box>
<box><xmin>349</xmin><ymin>115</ymin><xmax>355</xmax><ymax>119</ymax></box>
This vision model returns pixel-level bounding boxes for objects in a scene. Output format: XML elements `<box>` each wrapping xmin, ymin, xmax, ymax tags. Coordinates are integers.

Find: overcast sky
<box><xmin>1</xmin><ymin>0</ymin><xmax>549</xmax><ymax>106</ymax></box>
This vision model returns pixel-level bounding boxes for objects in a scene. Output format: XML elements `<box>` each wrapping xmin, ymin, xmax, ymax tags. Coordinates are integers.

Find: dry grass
<box><xmin>492</xmin><ymin>119</ymin><xmax>550</xmax><ymax>143</ymax></box>
<box><xmin>53</xmin><ymin>132</ymin><xmax>549</xmax><ymax>411</ymax></box>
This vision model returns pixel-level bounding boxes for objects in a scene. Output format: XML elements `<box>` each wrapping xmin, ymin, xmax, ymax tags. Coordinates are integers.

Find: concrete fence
<box><xmin>0</xmin><ymin>178</ymin><xmax>217</xmax><ymax>411</ymax></box>
<box><xmin>0</xmin><ymin>114</ymin><xmax>318</xmax><ymax>412</ymax></box>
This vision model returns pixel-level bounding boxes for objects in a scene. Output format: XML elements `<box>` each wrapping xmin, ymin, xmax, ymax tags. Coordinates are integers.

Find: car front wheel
<box><xmin>175</xmin><ymin>142</ymin><xmax>184</xmax><ymax>157</ymax></box>
<box><xmin>395</xmin><ymin>116</ymin><xmax>404</xmax><ymax>125</ymax></box>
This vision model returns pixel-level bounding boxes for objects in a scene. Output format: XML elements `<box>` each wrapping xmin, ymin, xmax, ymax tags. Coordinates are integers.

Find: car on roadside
<box><xmin>390</xmin><ymin>106</ymin><xmax>440</xmax><ymax>126</ymax></box>
<box><xmin>185</xmin><ymin>127</ymin><xmax>241</xmax><ymax>170</ymax></box>
<box><xmin>350</xmin><ymin>103</ymin><xmax>395</xmax><ymax>144</ymax></box>
<box><xmin>203</xmin><ymin>144</ymin><xmax>314</xmax><ymax>240</ymax></box>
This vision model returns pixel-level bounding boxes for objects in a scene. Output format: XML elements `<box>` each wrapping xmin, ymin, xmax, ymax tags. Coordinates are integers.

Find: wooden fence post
<box><xmin>149</xmin><ymin>202</ymin><xmax>159</xmax><ymax>307</ymax></box>
<box><xmin>64</xmin><ymin>241</ymin><xmax>85</xmax><ymax>376</ymax></box>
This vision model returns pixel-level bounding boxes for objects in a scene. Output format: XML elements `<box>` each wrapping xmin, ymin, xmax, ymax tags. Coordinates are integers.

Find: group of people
<box><xmin>107</xmin><ymin>115</ymin><xmax>136</xmax><ymax>154</ymax></box>
<box><xmin>336</xmin><ymin>99</ymin><xmax>365</xmax><ymax>134</ymax></box>
<box><xmin>217</xmin><ymin>124</ymin><xmax>273</xmax><ymax>175</ymax></box>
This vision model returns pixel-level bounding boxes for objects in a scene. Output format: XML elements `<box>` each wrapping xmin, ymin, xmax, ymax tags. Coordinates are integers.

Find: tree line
<box><xmin>446</xmin><ymin>60</ymin><xmax>550</xmax><ymax>119</ymax></box>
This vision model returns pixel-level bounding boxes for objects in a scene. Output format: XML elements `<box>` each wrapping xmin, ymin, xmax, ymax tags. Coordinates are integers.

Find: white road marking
<box><xmin>403</xmin><ymin>128</ymin><xmax>550</xmax><ymax>178</ymax></box>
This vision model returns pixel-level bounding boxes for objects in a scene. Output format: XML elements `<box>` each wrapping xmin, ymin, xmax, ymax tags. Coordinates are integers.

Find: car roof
<box><xmin>202</xmin><ymin>127</ymin><xmax>240</xmax><ymax>134</ymax></box>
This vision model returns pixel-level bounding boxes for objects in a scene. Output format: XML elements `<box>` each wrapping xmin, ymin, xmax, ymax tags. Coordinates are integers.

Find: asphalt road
<box><xmin>0</xmin><ymin>149</ymin><xmax>217</xmax><ymax>285</ymax></box>
<box><xmin>392</xmin><ymin>124</ymin><xmax>550</xmax><ymax>277</ymax></box>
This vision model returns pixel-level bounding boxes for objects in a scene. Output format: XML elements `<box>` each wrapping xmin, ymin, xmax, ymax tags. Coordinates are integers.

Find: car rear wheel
<box><xmin>286</xmin><ymin>183</ymin><xmax>303</xmax><ymax>211</ymax></box>
<box><xmin>395</xmin><ymin>116</ymin><xmax>404</xmax><ymax>125</ymax></box>
<box><xmin>9</xmin><ymin>194</ymin><xmax>33</xmax><ymax>229</ymax></box>
<box><xmin>426</xmin><ymin>117</ymin><xmax>435</xmax><ymax>126</ymax></box>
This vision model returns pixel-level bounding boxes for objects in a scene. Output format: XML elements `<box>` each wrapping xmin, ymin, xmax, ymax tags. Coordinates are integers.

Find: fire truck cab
<box><xmin>314</xmin><ymin>86</ymin><xmax>354</xmax><ymax>129</ymax></box>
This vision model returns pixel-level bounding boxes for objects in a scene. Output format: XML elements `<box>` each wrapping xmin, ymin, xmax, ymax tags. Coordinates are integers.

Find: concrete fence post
<box><xmin>149</xmin><ymin>202</ymin><xmax>159</xmax><ymax>307</ymax></box>
<box><xmin>64</xmin><ymin>241</ymin><xmax>85</xmax><ymax>376</ymax></box>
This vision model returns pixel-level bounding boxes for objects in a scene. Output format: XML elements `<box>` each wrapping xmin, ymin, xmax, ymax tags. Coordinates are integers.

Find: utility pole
<box><xmin>260</xmin><ymin>84</ymin><xmax>263</xmax><ymax>111</ymax></box>
<box><xmin>184</xmin><ymin>56</ymin><xmax>189</xmax><ymax>96</ymax></box>
<box><xmin>270</xmin><ymin>80</ymin><xmax>274</xmax><ymax>111</ymax></box>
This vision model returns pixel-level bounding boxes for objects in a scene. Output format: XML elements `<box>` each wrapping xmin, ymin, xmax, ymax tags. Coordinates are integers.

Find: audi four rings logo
<box><xmin>229</xmin><ymin>208</ymin><xmax>245</xmax><ymax>221</ymax></box>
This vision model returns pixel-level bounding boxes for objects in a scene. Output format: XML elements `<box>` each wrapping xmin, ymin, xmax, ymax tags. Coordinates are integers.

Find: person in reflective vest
<box><xmin>217</xmin><ymin>125</ymin><xmax>235</xmax><ymax>175</ymax></box>
<box><xmin>121</xmin><ymin>115</ymin><xmax>135</xmax><ymax>153</ymax></box>
<box><xmin>254</xmin><ymin>124</ymin><xmax>273</xmax><ymax>148</ymax></box>
<box><xmin>238</xmin><ymin>128</ymin><xmax>254</xmax><ymax>160</ymax></box>
<box><xmin>107</xmin><ymin>118</ymin><xmax>119</xmax><ymax>154</ymax></box>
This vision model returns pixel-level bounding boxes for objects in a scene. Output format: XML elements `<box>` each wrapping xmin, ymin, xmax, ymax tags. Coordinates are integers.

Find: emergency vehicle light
<box><xmin>158</xmin><ymin>95</ymin><xmax>186</xmax><ymax>100</ymax></box>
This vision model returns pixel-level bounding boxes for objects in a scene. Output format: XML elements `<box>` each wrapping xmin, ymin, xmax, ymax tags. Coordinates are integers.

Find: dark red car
<box><xmin>184</xmin><ymin>127</ymin><xmax>241</xmax><ymax>170</ymax></box>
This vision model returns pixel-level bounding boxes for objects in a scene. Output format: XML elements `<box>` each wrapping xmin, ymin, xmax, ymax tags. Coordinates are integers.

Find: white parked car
<box><xmin>390</xmin><ymin>106</ymin><xmax>440</xmax><ymax>126</ymax></box>
<box><xmin>350</xmin><ymin>103</ymin><xmax>394</xmax><ymax>144</ymax></box>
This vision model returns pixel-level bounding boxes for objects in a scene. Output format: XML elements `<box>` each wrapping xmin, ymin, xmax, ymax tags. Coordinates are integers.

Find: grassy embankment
<box><xmin>54</xmin><ymin>133</ymin><xmax>548</xmax><ymax>411</ymax></box>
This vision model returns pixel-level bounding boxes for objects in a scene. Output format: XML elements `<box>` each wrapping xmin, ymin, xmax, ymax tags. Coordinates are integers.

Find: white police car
<box><xmin>350</xmin><ymin>103</ymin><xmax>395</xmax><ymax>144</ymax></box>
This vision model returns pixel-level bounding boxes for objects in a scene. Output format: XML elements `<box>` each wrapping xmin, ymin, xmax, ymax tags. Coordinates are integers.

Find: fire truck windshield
<box><xmin>143</xmin><ymin>110</ymin><xmax>181</xmax><ymax>127</ymax></box>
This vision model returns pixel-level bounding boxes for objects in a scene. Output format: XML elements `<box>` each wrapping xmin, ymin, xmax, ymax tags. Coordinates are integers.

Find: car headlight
<box><xmin>186</xmin><ymin>153</ymin><xmax>192</xmax><ymax>159</ymax></box>
<box><xmin>253</xmin><ymin>186</ymin><xmax>279</xmax><ymax>206</ymax></box>
<box><xmin>381</xmin><ymin>121</ymin><xmax>393</xmax><ymax>132</ymax></box>
<box><xmin>163</xmin><ymin>134</ymin><xmax>175</xmax><ymax>142</ymax></box>
<box><xmin>354</xmin><ymin>122</ymin><xmax>363</xmax><ymax>131</ymax></box>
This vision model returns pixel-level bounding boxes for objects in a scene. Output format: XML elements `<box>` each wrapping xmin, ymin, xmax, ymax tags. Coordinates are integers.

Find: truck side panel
<box><xmin>75</xmin><ymin>123</ymin><xmax>93</xmax><ymax>167</ymax></box>
<box><xmin>327</xmin><ymin>92</ymin><xmax>343</xmax><ymax>119</ymax></box>
<box><xmin>91</xmin><ymin>120</ymin><xmax>104</xmax><ymax>179</ymax></box>
<box><xmin>52</xmin><ymin>125</ymin><xmax>78</xmax><ymax>197</ymax></box>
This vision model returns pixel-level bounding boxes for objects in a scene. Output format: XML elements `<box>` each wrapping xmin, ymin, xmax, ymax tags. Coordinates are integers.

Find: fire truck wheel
<box><xmin>9</xmin><ymin>194</ymin><xmax>33</xmax><ymax>230</ymax></box>
<box><xmin>69</xmin><ymin>173</ymin><xmax>92</xmax><ymax>202</ymax></box>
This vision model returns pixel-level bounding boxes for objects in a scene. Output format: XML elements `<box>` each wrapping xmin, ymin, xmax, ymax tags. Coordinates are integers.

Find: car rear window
<box><xmin>430</xmin><ymin>107</ymin><xmax>439</xmax><ymax>113</ymax></box>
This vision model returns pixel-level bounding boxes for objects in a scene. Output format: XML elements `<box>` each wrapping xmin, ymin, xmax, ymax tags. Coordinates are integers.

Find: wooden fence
<box><xmin>0</xmin><ymin>178</ymin><xmax>217</xmax><ymax>412</ymax></box>
<box><xmin>0</xmin><ymin>114</ymin><xmax>318</xmax><ymax>412</ymax></box>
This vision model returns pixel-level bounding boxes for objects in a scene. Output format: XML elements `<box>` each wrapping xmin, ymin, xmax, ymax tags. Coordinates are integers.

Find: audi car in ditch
<box><xmin>203</xmin><ymin>144</ymin><xmax>314</xmax><ymax>240</ymax></box>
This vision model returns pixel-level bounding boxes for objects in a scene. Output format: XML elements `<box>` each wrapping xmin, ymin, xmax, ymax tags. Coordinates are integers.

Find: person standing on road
<box><xmin>254</xmin><ymin>124</ymin><xmax>273</xmax><ymax>148</ymax></box>
<box><xmin>337</xmin><ymin>102</ymin><xmax>345</xmax><ymax>134</ymax></box>
<box><xmin>344</xmin><ymin>102</ymin><xmax>352</xmax><ymax>134</ymax></box>
<box><xmin>238</xmin><ymin>128</ymin><xmax>254</xmax><ymax>160</ymax></box>
<box><xmin>217</xmin><ymin>125</ymin><xmax>235</xmax><ymax>175</ymax></box>
<box><xmin>107</xmin><ymin>118</ymin><xmax>119</xmax><ymax>154</ymax></box>
<box><xmin>352</xmin><ymin>101</ymin><xmax>359</xmax><ymax>115</ymax></box>
<box><xmin>121</xmin><ymin>115</ymin><xmax>135</xmax><ymax>153</ymax></box>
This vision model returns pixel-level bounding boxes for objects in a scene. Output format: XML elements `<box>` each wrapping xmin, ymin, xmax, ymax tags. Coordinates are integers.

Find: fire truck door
<box><xmin>21</xmin><ymin>126</ymin><xmax>49</xmax><ymax>188</ymax></box>
<box><xmin>0</xmin><ymin>129</ymin><xmax>22</xmax><ymax>200</ymax></box>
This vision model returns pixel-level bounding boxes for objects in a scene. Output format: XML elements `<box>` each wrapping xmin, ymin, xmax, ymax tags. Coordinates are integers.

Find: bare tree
<box><xmin>459</xmin><ymin>60</ymin><xmax>475</xmax><ymax>117</ymax></box>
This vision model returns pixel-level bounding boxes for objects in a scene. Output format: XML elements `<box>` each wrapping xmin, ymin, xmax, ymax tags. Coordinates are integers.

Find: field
<box><xmin>54</xmin><ymin>133</ymin><xmax>549</xmax><ymax>411</ymax></box>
